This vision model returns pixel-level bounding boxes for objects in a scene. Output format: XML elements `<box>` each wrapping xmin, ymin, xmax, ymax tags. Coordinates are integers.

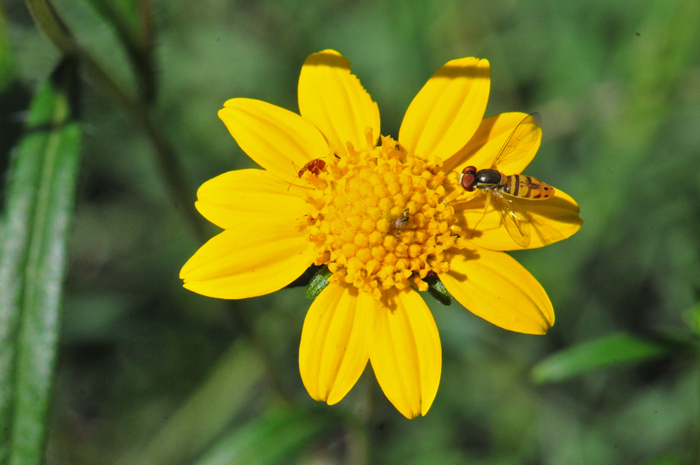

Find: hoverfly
<box><xmin>459</xmin><ymin>113</ymin><xmax>554</xmax><ymax>248</ymax></box>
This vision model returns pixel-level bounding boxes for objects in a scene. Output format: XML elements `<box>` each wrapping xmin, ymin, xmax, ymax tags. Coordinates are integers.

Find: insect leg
<box><xmin>469</xmin><ymin>191</ymin><xmax>492</xmax><ymax>239</ymax></box>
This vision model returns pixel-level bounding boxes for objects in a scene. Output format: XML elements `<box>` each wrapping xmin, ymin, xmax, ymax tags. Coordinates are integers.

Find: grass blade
<box><xmin>195</xmin><ymin>408</ymin><xmax>333</xmax><ymax>465</ymax></box>
<box><xmin>0</xmin><ymin>58</ymin><xmax>81</xmax><ymax>465</ymax></box>
<box><xmin>119</xmin><ymin>341</ymin><xmax>266</xmax><ymax>465</ymax></box>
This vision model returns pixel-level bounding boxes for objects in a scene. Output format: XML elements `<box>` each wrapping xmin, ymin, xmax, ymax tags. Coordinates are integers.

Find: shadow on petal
<box><xmin>441</xmin><ymin>248</ymin><xmax>554</xmax><ymax>334</ymax></box>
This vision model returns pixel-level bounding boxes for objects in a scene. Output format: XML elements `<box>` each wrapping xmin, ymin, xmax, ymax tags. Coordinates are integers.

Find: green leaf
<box><xmin>424</xmin><ymin>274</ymin><xmax>452</xmax><ymax>306</ymax></box>
<box><xmin>0</xmin><ymin>58</ymin><xmax>82</xmax><ymax>465</ymax></box>
<box><xmin>532</xmin><ymin>333</ymin><xmax>670</xmax><ymax>384</ymax></box>
<box><xmin>195</xmin><ymin>408</ymin><xmax>333</xmax><ymax>465</ymax></box>
<box><xmin>306</xmin><ymin>266</ymin><xmax>332</xmax><ymax>299</ymax></box>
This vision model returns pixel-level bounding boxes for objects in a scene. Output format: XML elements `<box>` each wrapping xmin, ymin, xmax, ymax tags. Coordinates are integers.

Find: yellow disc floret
<box><xmin>304</xmin><ymin>135</ymin><xmax>464</xmax><ymax>300</ymax></box>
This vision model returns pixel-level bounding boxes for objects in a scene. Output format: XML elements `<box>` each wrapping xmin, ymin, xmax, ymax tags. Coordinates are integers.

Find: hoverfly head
<box><xmin>459</xmin><ymin>165</ymin><xmax>478</xmax><ymax>192</ymax></box>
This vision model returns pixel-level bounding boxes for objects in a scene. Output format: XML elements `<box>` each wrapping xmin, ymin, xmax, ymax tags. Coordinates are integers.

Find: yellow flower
<box><xmin>180</xmin><ymin>50</ymin><xmax>582</xmax><ymax>418</ymax></box>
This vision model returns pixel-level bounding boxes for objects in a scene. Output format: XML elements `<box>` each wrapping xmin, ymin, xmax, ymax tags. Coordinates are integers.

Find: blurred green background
<box><xmin>1</xmin><ymin>0</ymin><xmax>700</xmax><ymax>463</ymax></box>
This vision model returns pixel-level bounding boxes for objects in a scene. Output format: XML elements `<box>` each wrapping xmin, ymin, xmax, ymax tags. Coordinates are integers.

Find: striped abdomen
<box><xmin>500</xmin><ymin>174</ymin><xmax>554</xmax><ymax>200</ymax></box>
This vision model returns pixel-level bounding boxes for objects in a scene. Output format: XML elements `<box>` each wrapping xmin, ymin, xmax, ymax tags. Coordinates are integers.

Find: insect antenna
<box><xmin>287</xmin><ymin>160</ymin><xmax>317</xmax><ymax>192</ymax></box>
<box><xmin>286</xmin><ymin>161</ymin><xmax>299</xmax><ymax>191</ymax></box>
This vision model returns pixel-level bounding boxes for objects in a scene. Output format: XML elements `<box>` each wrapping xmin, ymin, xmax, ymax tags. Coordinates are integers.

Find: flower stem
<box><xmin>24</xmin><ymin>0</ymin><xmax>207</xmax><ymax>242</ymax></box>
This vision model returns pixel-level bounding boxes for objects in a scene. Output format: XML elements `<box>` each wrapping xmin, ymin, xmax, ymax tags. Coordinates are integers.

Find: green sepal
<box><xmin>306</xmin><ymin>266</ymin><xmax>332</xmax><ymax>299</ymax></box>
<box><xmin>424</xmin><ymin>274</ymin><xmax>452</xmax><ymax>306</ymax></box>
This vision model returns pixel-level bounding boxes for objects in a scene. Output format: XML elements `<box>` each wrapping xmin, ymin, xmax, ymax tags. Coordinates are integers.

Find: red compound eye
<box><xmin>460</xmin><ymin>166</ymin><xmax>477</xmax><ymax>191</ymax></box>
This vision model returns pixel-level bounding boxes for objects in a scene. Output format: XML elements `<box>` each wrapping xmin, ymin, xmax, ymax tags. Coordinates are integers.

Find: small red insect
<box><xmin>288</xmin><ymin>158</ymin><xmax>327</xmax><ymax>191</ymax></box>
<box><xmin>298</xmin><ymin>159</ymin><xmax>326</xmax><ymax>177</ymax></box>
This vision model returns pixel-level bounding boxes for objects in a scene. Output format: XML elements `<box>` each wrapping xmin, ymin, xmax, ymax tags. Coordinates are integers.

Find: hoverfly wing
<box><xmin>490</xmin><ymin>113</ymin><xmax>542</xmax><ymax>170</ymax></box>
<box><xmin>491</xmin><ymin>194</ymin><xmax>531</xmax><ymax>248</ymax></box>
<box><xmin>522</xmin><ymin>202</ymin><xmax>567</xmax><ymax>247</ymax></box>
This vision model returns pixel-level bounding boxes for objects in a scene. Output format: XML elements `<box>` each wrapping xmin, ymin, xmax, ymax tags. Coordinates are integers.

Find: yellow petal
<box><xmin>399</xmin><ymin>57</ymin><xmax>490</xmax><ymax>160</ymax></box>
<box><xmin>218</xmin><ymin>98</ymin><xmax>330</xmax><ymax>182</ymax></box>
<box><xmin>299</xmin><ymin>283</ymin><xmax>371</xmax><ymax>405</ymax></box>
<box><xmin>195</xmin><ymin>169</ymin><xmax>308</xmax><ymax>230</ymax></box>
<box><xmin>455</xmin><ymin>188</ymin><xmax>582</xmax><ymax>251</ymax></box>
<box><xmin>444</xmin><ymin>112</ymin><xmax>538</xmax><ymax>174</ymax></box>
<box><xmin>440</xmin><ymin>247</ymin><xmax>554</xmax><ymax>334</ymax></box>
<box><xmin>298</xmin><ymin>50</ymin><xmax>380</xmax><ymax>156</ymax></box>
<box><xmin>369</xmin><ymin>289</ymin><xmax>441</xmax><ymax>418</ymax></box>
<box><xmin>180</xmin><ymin>219</ymin><xmax>315</xmax><ymax>299</ymax></box>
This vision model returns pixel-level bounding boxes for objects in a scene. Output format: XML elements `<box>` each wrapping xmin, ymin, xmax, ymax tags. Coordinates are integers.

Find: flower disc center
<box><xmin>305</xmin><ymin>136</ymin><xmax>462</xmax><ymax>299</ymax></box>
